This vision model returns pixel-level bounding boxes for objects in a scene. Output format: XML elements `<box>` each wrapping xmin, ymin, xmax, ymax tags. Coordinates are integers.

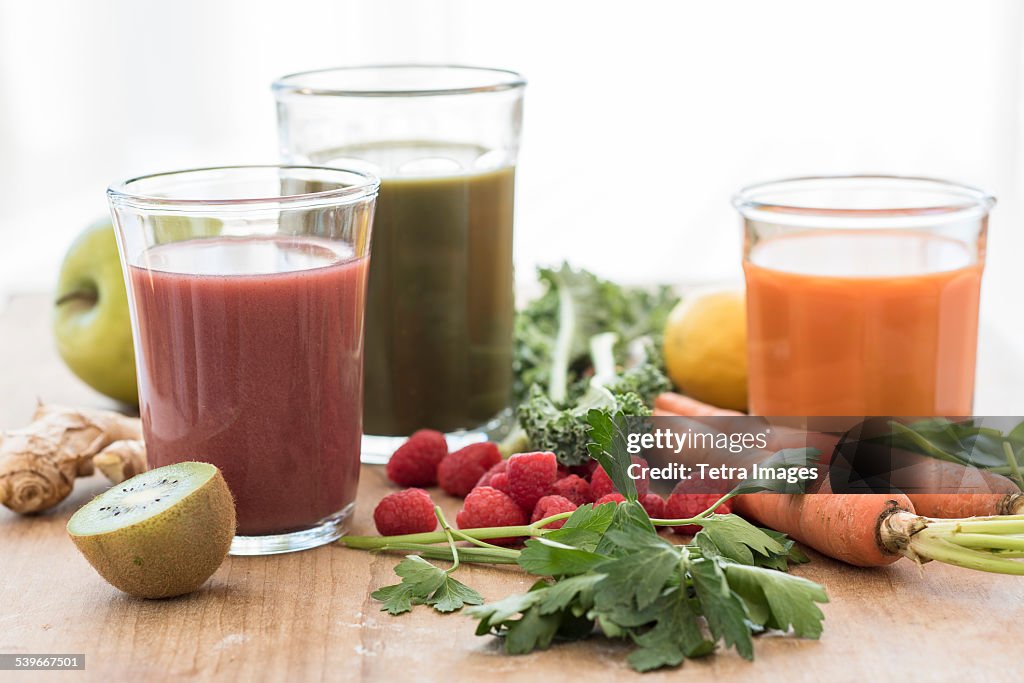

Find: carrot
<box><xmin>732</xmin><ymin>483</ymin><xmax>1024</xmax><ymax>573</ymax></box>
<box><xmin>886</xmin><ymin>453</ymin><xmax>1021</xmax><ymax>517</ymax></box>
<box><xmin>655</xmin><ymin>392</ymin><xmax>1024</xmax><ymax>519</ymax></box>
<box><xmin>656</xmin><ymin>394</ymin><xmax>1024</xmax><ymax>573</ymax></box>
<box><xmin>733</xmin><ymin>485</ymin><xmax>913</xmax><ymax>567</ymax></box>
<box><xmin>908</xmin><ymin>493</ymin><xmax>1024</xmax><ymax>518</ymax></box>
<box><xmin>654</xmin><ymin>392</ymin><xmax>743</xmax><ymax>417</ymax></box>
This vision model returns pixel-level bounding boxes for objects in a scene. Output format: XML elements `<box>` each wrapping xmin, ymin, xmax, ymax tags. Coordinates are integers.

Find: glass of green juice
<box><xmin>273</xmin><ymin>65</ymin><xmax>526</xmax><ymax>462</ymax></box>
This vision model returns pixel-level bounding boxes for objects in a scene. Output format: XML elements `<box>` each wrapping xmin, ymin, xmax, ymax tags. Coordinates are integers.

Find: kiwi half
<box><xmin>67</xmin><ymin>461</ymin><xmax>235</xmax><ymax>599</ymax></box>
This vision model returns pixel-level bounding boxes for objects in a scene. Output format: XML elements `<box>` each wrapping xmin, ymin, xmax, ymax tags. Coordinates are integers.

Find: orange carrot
<box><xmin>655</xmin><ymin>392</ymin><xmax>1024</xmax><ymax>519</ymax></box>
<box><xmin>654</xmin><ymin>392</ymin><xmax>743</xmax><ymax>417</ymax></box>
<box><xmin>908</xmin><ymin>493</ymin><xmax>1024</xmax><ymax>518</ymax></box>
<box><xmin>733</xmin><ymin>485</ymin><xmax>914</xmax><ymax>567</ymax></box>
<box><xmin>889</xmin><ymin>455</ymin><xmax>1021</xmax><ymax>517</ymax></box>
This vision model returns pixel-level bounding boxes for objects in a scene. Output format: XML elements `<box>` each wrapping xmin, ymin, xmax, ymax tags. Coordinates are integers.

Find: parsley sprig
<box><xmin>469</xmin><ymin>501</ymin><xmax>827</xmax><ymax>671</ymax></box>
<box><xmin>343</xmin><ymin>410</ymin><xmax>828</xmax><ymax>672</ymax></box>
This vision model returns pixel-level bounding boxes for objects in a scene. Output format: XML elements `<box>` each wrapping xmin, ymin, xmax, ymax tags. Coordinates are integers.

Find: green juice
<box><xmin>319</xmin><ymin>142</ymin><xmax>515</xmax><ymax>435</ymax></box>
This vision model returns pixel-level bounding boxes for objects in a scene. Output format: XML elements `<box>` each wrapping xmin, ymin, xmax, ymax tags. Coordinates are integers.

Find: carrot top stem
<box><xmin>880</xmin><ymin>512</ymin><xmax>1024</xmax><ymax>574</ymax></box>
<box><xmin>945</xmin><ymin>533</ymin><xmax>1024</xmax><ymax>551</ymax></box>
<box><xmin>930</xmin><ymin>516</ymin><xmax>1024</xmax><ymax>535</ymax></box>
<box><xmin>908</xmin><ymin>532</ymin><xmax>1024</xmax><ymax>575</ymax></box>
<box><xmin>1003</xmin><ymin>441</ymin><xmax>1024</xmax><ymax>489</ymax></box>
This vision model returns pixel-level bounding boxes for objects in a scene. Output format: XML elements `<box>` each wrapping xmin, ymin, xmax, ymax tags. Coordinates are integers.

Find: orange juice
<box><xmin>745</xmin><ymin>231</ymin><xmax>983</xmax><ymax>416</ymax></box>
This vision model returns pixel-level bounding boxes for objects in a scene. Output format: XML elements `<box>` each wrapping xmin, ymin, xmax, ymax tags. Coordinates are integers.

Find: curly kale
<box><xmin>512</xmin><ymin>264</ymin><xmax>679</xmax><ymax>405</ymax></box>
<box><xmin>604</xmin><ymin>362</ymin><xmax>672</xmax><ymax>405</ymax></box>
<box><xmin>505</xmin><ymin>263</ymin><xmax>679</xmax><ymax>466</ymax></box>
<box><xmin>516</xmin><ymin>384</ymin><xmax>653</xmax><ymax>467</ymax></box>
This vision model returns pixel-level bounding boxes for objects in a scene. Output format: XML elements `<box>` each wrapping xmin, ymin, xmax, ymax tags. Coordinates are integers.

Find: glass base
<box><xmin>228</xmin><ymin>502</ymin><xmax>354</xmax><ymax>556</ymax></box>
<box><xmin>361</xmin><ymin>409</ymin><xmax>513</xmax><ymax>465</ymax></box>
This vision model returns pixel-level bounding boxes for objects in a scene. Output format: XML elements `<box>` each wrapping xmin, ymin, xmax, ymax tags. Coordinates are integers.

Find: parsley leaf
<box><xmin>693</xmin><ymin>513</ymin><xmax>787</xmax><ymax>565</ymax></box>
<box><xmin>594</xmin><ymin>530</ymin><xmax>680</xmax><ymax>610</ymax></box>
<box><xmin>626</xmin><ymin>586</ymin><xmax>715</xmax><ymax>672</ymax></box>
<box><xmin>517</xmin><ymin>537</ymin><xmax>607</xmax><ymax>577</ymax></box>
<box><xmin>723</xmin><ymin>563</ymin><xmax>828</xmax><ymax>638</ymax></box>
<box><xmin>540</xmin><ymin>501</ymin><xmax>616</xmax><ymax>552</ymax></box>
<box><xmin>370</xmin><ymin>556</ymin><xmax>483</xmax><ymax>615</ymax></box>
<box><xmin>371</xmin><ymin>582</ymin><xmax>418</xmax><ymax>616</ymax></box>
<box><xmin>469</xmin><ymin>585</ymin><xmax>545</xmax><ymax>636</ymax></box>
<box><xmin>504</xmin><ymin>606</ymin><xmax>564</xmax><ymax>653</ymax></box>
<box><xmin>585</xmin><ymin>409</ymin><xmax>638</xmax><ymax>501</ymax></box>
<box><xmin>468</xmin><ymin>578</ymin><xmax>599</xmax><ymax>651</ymax></box>
<box><xmin>690</xmin><ymin>558</ymin><xmax>754</xmax><ymax>660</ymax></box>
<box><xmin>595</xmin><ymin>501</ymin><xmax>656</xmax><ymax>556</ymax></box>
<box><xmin>429</xmin><ymin>575</ymin><xmax>486</xmax><ymax>613</ymax></box>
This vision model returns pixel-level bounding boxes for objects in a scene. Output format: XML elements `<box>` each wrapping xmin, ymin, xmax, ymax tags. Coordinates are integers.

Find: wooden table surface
<box><xmin>2</xmin><ymin>293</ymin><xmax>1022</xmax><ymax>683</ymax></box>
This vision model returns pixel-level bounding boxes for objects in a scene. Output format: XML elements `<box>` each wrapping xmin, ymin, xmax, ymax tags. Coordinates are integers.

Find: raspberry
<box><xmin>640</xmin><ymin>493</ymin><xmax>666</xmax><ymax>519</ymax></box>
<box><xmin>631</xmin><ymin>457</ymin><xmax>651</xmax><ymax>496</ymax></box>
<box><xmin>549</xmin><ymin>474</ymin><xmax>593</xmax><ymax>506</ymax></box>
<box><xmin>590</xmin><ymin>466</ymin><xmax>615</xmax><ymax>499</ymax></box>
<box><xmin>665</xmin><ymin>482</ymin><xmax>732</xmax><ymax>535</ymax></box>
<box><xmin>385</xmin><ymin>430</ymin><xmax>448</xmax><ymax>487</ymax></box>
<box><xmin>591</xmin><ymin>456</ymin><xmax>650</xmax><ymax>498</ymax></box>
<box><xmin>507</xmin><ymin>451</ymin><xmax>559</xmax><ymax>512</ymax></box>
<box><xmin>530</xmin><ymin>495</ymin><xmax>578</xmax><ymax>529</ymax></box>
<box><xmin>570</xmin><ymin>460</ymin><xmax>599</xmax><ymax>479</ymax></box>
<box><xmin>373</xmin><ymin>488</ymin><xmax>438</xmax><ymax>536</ymax></box>
<box><xmin>489</xmin><ymin>472</ymin><xmax>511</xmax><ymax>494</ymax></box>
<box><xmin>595</xmin><ymin>492</ymin><xmax>626</xmax><ymax>505</ymax></box>
<box><xmin>438</xmin><ymin>442</ymin><xmax>502</xmax><ymax>497</ymax></box>
<box><xmin>456</xmin><ymin>486</ymin><xmax>527</xmax><ymax>544</ymax></box>
<box><xmin>475</xmin><ymin>460</ymin><xmax>508</xmax><ymax>488</ymax></box>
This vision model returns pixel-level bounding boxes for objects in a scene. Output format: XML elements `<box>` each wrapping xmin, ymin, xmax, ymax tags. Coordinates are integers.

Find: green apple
<box><xmin>153</xmin><ymin>215</ymin><xmax>223</xmax><ymax>244</ymax></box>
<box><xmin>53</xmin><ymin>220</ymin><xmax>138</xmax><ymax>405</ymax></box>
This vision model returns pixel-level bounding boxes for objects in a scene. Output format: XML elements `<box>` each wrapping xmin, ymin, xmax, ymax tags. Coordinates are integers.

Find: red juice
<box><xmin>128</xmin><ymin>236</ymin><xmax>368</xmax><ymax>536</ymax></box>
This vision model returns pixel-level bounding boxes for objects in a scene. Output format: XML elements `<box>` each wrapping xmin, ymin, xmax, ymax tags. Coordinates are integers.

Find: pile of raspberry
<box><xmin>372</xmin><ymin>429</ymin><xmax>729</xmax><ymax>539</ymax></box>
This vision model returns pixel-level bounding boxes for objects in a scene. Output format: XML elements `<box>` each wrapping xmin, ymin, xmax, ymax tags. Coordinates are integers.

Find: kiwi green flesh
<box><xmin>68</xmin><ymin>461</ymin><xmax>216</xmax><ymax>536</ymax></box>
<box><xmin>67</xmin><ymin>461</ymin><xmax>236</xmax><ymax>599</ymax></box>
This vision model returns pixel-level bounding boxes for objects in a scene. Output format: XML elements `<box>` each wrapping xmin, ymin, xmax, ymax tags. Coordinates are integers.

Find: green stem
<box><xmin>361</xmin><ymin>541</ymin><xmax>520</xmax><ymax>564</ymax></box>
<box><xmin>341</xmin><ymin>511</ymin><xmax>576</xmax><ymax>550</ymax></box>
<box><xmin>435</xmin><ymin>506</ymin><xmax>460</xmax><ymax>572</ymax></box>
<box><xmin>1003</xmin><ymin>441</ymin><xmax>1024</xmax><ymax>489</ymax></box>
<box><xmin>448</xmin><ymin>527</ymin><xmax>509</xmax><ymax>551</ymax></box>
<box><xmin>650</xmin><ymin>492</ymin><xmax>739</xmax><ymax>527</ymax></box>
<box><xmin>343</xmin><ymin>526</ymin><xmax>530</xmax><ymax>548</ymax></box>
<box><xmin>651</xmin><ymin>517</ymin><xmax>702</xmax><ymax>527</ymax></box>
<box><xmin>909</xmin><ymin>532</ymin><xmax>1024</xmax><ymax>575</ymax></box>
<box><xmin>945</xmin><ymin>532</ymin><xmax>1024</xmax><ymax>551</ymax></box>
<box><xmin>547</xmin><ymin>273</ymin><xmax>576</xmax><ymax>404</ymax></box>
<box><xmin>927</xmin><ymin>516</ymin><xmax>1024</xmax><ymax>535</ymax></box>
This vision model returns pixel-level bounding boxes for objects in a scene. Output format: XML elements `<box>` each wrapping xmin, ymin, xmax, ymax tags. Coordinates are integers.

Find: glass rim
<box><xmin>733</xmin><ymin>174</ymin><xmax>995</xmax><ymax>225</ymax></box>
<box><xmin>107</xmin><ymin>164</ymin><xmax>380</xmax><ymax>212</ymax></box>
<box><xmin>271</xmin><ymin>63</ymin><xmax>527</xmax><ymax>98</ymax></box>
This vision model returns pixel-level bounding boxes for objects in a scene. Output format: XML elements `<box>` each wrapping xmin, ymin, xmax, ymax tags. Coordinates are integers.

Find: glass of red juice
<box><xmin>107</xmin><ymin>165</ymin><xmax>379</xmax><ymax>555</ymax></box>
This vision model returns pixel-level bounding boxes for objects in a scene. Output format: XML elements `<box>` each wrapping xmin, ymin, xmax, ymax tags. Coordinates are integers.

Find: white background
<box><xmin>1</xmin><ymin>0</ymin><xmax>1023</xmax><ymax>398</ymax></box>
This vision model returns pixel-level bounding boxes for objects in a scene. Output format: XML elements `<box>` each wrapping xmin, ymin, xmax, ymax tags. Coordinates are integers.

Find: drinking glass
<box><xmin>273</xmin><ymin>65</ymin><xmax>525</xmax><ymax>463</ymax></box>
<box><xmin>734</xmin><ymin>175</ymin><xmax>993</xmax><ymax>418</ymax></box>
<box><xmin>108</xmin><ymin>165</ymin><xmax>378</xmax><ymax>555</ymax></box>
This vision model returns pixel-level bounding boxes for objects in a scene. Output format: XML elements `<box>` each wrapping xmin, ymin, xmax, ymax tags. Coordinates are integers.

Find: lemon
<box><xmin>662</xmin><ymin>289</ymin><xmax>748</xmax><ymax>411</ymax></box>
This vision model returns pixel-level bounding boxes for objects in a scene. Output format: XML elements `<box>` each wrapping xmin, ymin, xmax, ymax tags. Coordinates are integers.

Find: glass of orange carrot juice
<box><xmin>734</xmin><ymin>176</ymin><xmax>994</xmax><ymax>417</ymax></box>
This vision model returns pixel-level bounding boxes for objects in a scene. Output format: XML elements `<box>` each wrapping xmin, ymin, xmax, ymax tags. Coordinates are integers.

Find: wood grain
<box><xmin>1</xmin><ymin>293</ymin><xmax>1022</xmax><ymax>682</ymax></box>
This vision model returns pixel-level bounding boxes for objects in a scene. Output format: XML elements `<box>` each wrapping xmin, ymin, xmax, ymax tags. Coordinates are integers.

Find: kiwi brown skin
<box><xmin>68</xmin><ymin>467</ymin><xmax>236</xmax><ymax>599</ymax></box>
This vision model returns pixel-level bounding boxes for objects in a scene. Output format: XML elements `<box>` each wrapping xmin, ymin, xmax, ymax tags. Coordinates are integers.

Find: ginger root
<box><xmin>0</xmin><ymin>402</ymin><xmax>148</xmax><ymax>514</ymax></box>
<box><xmin>93</xmin><ymin>439</ymin><xmax>147</xmax><ymax>484</ymax></box>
